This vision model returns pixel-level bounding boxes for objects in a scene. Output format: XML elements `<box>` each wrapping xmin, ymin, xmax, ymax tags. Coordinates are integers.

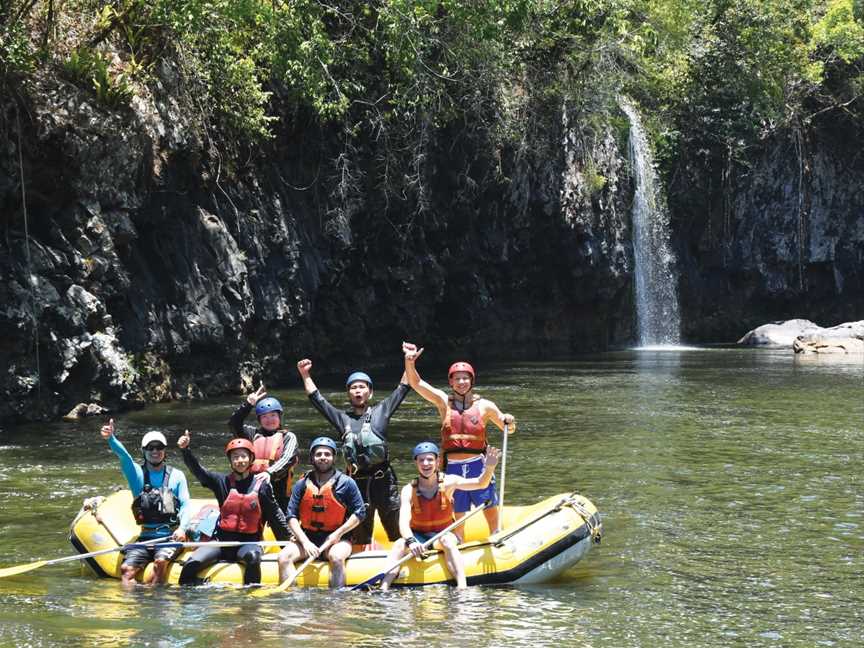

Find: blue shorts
<box><xmin>410</xmin><ymin>530</ymin><xmax>438</xmax><ymax>544</ymax></box>
<box><xmin>445</xmin><ymin>455</ymin><xmax>498</xmax><ymax>513</ymax></box>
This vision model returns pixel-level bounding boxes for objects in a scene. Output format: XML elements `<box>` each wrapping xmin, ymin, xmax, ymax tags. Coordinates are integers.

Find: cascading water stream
<box><xmin>620</xmin><ymin>97</ymin><xmax>681</xmax><ymax>347</ymax></box>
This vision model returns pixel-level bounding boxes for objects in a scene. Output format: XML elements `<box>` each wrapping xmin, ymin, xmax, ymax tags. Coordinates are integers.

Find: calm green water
<box><xmin>0</xmin><ymin>350</ymin><xmax>862</xmax><ymax>647</ymax></box>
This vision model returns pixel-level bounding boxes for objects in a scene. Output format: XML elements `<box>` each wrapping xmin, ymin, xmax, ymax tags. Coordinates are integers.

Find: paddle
<box><xmin>249</xmin><ymin>552</ymin><xmax>319</xmax><ymax>597</ymax></box>
<box><xmin>0</xmin><ymin>535</ymin><xmax>169</xmax><ymax>579</ymax></box>
<box><xmin>350</xmin><ymin>500</ymin><xmax>490</xmax><ymax>591</ymax></box>
<box><xmin>496</xmin><ymin>422</ymin><xmax>510</xmax><ymax>534</ymax></box>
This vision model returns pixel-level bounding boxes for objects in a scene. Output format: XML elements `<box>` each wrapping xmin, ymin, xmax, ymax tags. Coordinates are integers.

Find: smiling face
<box><xmin>415</xmin><ymin>452</ymin><xmax>438</xmax><ymax>478</ymax></box>
<box><xmin>448</xmin><ymin>371</ymin><xmax>473</xmax><ymax>396</ymax></box>
<box><xmin>311</xmin><ymin>446</ymin><xmax>335</xmax><ymax>474</ymax></box>
<box><xmin>347</xmin><ymin>381</ymin><xmax>372</xmax><ymax>408</ymax></box>
<box><xmin>143</xmin><ymin>444</ymin><xmax>166</xmax><ymax>467</ymax></box>
<box><xmin>258</xmin><ymin>411</ymin><xmax>281</xmax><ymax>431</ymax></box>
<box><xmin>228</xmin><ymin>448</ymin><xmax>253</xmax><ymax>474</ymax></box>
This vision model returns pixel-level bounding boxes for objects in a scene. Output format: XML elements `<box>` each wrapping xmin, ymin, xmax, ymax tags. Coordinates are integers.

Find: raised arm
<box><xmin>296</xmin><ymin>359</ymin><xmax>319</xmax><ymax>395</ymax></box>
<box><xmin>102</xmin><ymin>419</ymin><xmax>144</xmax><ymax>492</ymax></box>
<box><xmin>402</xmin><ymin>342</ymin><xmax>449</xmax><ymax>418</ymax></box>
<box><xmin>228</xmin><ymin>383</ymin><xmax>267</xmax><ymax>439</ymax></box>
<box><xmin>178</xmin><ymin>431</ymin><xmax>220</xmax><ymax>491</ymax></box>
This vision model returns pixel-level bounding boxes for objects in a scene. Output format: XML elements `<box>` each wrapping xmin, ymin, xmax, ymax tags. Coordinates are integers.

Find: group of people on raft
<box><xmin>100</xmin><ymin>342</ymin><xmax>516</xmax><ymax>590</ymax></box>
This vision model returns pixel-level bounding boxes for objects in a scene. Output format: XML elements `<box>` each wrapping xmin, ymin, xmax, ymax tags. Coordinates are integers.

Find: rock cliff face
<box><xmin>0</xmin><ymin>67</ymin><xmax>633</xmax><ymax>423</ymax></box>
<box><xmin>671</xmin><ymin>118</ymin><xmax>864</xmax><ymax>342</ymax></box>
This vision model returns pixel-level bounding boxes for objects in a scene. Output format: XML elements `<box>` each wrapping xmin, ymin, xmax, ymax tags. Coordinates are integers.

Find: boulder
<box><xmin>63</xmin><ymin>402</ymin><xmax>109</xmax><ymax>420</ymax></box>
<box><xmin>793</xmin><ymin>337</ymin><xmax>864</xmax><ymax>354</ymax></box>
<box><xmin>737</xmin><ymin>319</ymin><xmax>822</xmax><ymax>347</ymax></box>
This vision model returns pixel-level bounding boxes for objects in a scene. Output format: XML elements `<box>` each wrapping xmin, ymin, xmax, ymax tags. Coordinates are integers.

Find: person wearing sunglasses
<box><xmin>100</xmin><ymin>418</ymin><xmax>191</xmax><ymax>587</ymax></box>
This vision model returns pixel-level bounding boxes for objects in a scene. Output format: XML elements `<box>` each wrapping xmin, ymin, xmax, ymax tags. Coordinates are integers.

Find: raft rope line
<box><xmin>16</xmin><ymin>105</ymin><xmax>41</xmax><ymax>398</ymax></box>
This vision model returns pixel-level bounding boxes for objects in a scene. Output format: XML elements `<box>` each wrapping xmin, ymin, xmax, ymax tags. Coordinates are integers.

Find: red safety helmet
<box><xmin>225</xmin><ymin>438</ymin><xmax>256</xmax><ymax>460</ymax></box>
<box><xmin>448</xmin><ymin>361</ymin><xmax>475</xmax><ymax>384</ymax></box>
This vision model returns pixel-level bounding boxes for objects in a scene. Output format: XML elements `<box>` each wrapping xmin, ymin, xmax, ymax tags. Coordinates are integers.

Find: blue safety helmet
<box><xmin>412</xmin><ymin>441</ymin><xmax>440</xmax><ymax>459</ymax></box>
<box><xmin>309</xmin><ymin>436</ymin><xmax>338</xmax><ymax>455</ymax></box>
<box><xmin>255</xmin><ymin>397</ymin><xmax>283</xmax><ymax>417</ymax></box>
<box><xmin>345</xmin><ymin>371</ymin><xmax>373</xmax><ymax>388</ymax></box>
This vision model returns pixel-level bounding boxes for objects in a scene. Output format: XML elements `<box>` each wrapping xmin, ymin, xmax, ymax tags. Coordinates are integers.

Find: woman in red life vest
<box><xmin>402</xmin><ymin>342</ymin><xmax>515</xmax><ymax>535</ymax></box>
<box><xmin>177</xmin><ymin>433</ymin><xmax>291</xmax><ymax>586</ymax></box>
<box><xmin>228</xmin><ymin>384</ymin><xmax>299</xmax><ymax>511</ymax></box>
<box><xmin>380</xmin><ymin>442</ymin><xmax>500</xmax><ymax>591</ymax></box>
<box><xmin>277</xmin><ymin>437</ymin><xmax>366</xmax><ymax>588</ymax></box>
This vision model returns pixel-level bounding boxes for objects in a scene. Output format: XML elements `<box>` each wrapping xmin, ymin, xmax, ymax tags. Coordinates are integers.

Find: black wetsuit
<box><xmin>178</xmin><ymin>448</ymin><xmax>290</xmax><ymax>585</ymax></box>
<box><xmin>308</xmin><ymin>383</ymin><xmax>409</xmax><ymax>545</ymax></box>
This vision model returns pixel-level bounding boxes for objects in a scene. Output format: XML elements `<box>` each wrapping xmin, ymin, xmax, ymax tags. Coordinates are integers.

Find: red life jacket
<box><xmin>298</xmin><ymin>472</ymin><xmax>347</xmax><ymax>533</ymax></box>
<box><xmin>217</xmin><ymin>474</ymin><xmax>263</xmax><ymax>535</ymax></box>
<box><xmin>410</xmin><ymin>473</ymin><xmax>454</xmax><ymax>533</ymax></box>
<box><xmin>441</xmin><ymin>396</ymin><xmax>486</xmax><ymax>454</ymax></box>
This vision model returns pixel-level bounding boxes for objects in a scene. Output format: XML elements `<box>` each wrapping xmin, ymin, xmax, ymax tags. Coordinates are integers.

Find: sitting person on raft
<box><xmin>402</xmin><ymin>341</ymin><xmax>515</xmax><ymax>535</ymax></box>
<box><xmin>177</xmin><ymin>431</ymin><xmax>291</xmax><ymax>586</ymax></box>
<box><xmin>380</xmin><ymin>442</ymin><xmax>501</xmax><ymax>591</ymax></box>
<box><xmin>277</xmin><ymin>437</ymin><xmax>365</xmax><ymax>589</ymax></box>
<box><xmin>101</xmin><ymin>418</ymin><xmax>191</xmax><ymax>587</ymax></box>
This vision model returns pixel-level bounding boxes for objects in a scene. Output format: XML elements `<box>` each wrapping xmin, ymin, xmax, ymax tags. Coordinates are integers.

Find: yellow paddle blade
<box><xmin>0</xmin><ymin>560</ymin><xmax>47</xmax><ymax>579</ymax></box>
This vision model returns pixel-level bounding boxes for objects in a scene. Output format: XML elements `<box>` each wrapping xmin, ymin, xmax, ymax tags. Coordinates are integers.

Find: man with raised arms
<box><xmin>276</xmin><ymin>437</ymin><xmax>366</xmax><ymax>588</ymax></box>
<box><xmin>380</xmin><ymin>442</ymin><xmax>501</xmax><ymax>591</ymax></box>
<box><xmin>402</xmin><ymin>342</ymin><xmax>515</xmax><ymax>535</ymax></box>
<box><xmin>296</xmin><ymin>359</ymin><xmax>409</xmax><ymax>548</ymax></box>
<box><xmin>100</xmin><ymin>419</ymin><xmax>190</xmax><ymax>587</ymax></box>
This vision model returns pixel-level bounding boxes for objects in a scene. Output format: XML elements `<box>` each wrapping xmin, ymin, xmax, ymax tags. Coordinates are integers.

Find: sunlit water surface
<box><xmin>0</xmin><ymin>350</ymin><xmax>862</xmax><ymax>647</ymax></box>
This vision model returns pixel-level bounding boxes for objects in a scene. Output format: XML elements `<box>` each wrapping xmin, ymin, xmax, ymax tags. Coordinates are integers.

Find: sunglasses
<box><xmin>145</xmin><ymin>445</ymin><xmax>166</xmax><ymax>451</ymax></box>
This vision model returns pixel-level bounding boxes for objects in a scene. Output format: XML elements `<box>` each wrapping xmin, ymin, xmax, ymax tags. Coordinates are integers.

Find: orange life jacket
<box><xmin>441</xmin><ymin>396</ymin><xmax>486</xmax><ymax>454</ymax></box>
<box><xmin>410</xmin><ymin>473</ymin><xmax>454</xmax><ymax>533</ymax></box>
<box><xmin>217</xmin><ymin>474</ymin><xmax>263</xmax><ymax>535</ymax></box>
<box><xmin>298</xmin><ymin>472</ymin><xmax>347</xmax><ymax>533</ymax></box>
<box><xmin>250</xmin><ymin>431</ymin><xmax>294</xmax><ymax>495</ymax></box>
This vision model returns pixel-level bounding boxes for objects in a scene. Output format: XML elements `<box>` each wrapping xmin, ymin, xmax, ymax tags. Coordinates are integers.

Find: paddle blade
<box><xmin>0</xmin><ymin>560</ymin><xmax>47</xmax><ymax>579</ymax></box>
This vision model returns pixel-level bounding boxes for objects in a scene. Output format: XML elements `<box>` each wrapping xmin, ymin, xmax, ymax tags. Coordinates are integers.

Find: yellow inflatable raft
<box><xmin>69</xmin><ymin>490</ymin><xmax>601</xmax><ymax>587</ymax></box>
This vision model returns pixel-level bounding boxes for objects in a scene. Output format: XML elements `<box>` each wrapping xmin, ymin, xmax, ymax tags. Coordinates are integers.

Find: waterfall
<box><xmin>620</xmin><ymin>97</ymin><xmax>681</xmax><ymax>347</ymax></box>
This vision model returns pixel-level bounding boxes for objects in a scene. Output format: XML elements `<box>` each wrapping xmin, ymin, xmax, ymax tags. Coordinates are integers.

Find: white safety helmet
<box><xmin>140</xmin><ymin>431</ymin><xmax>168</xmax><ymax>449</ymax></box>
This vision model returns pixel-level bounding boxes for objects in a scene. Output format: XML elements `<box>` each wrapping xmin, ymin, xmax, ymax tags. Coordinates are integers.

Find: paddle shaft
<box><xmin>352</xmin><ymin>501</ymin><xmax>489</xmax><ymax>591</ymax></box>
<box><xmin>127</xmin><ymin>540</ymin><xmax>292</xmax><ymax>550</ymax></box>
<box><xmin>0</xmin><ymin>535</ymin><xmax>169</xmax><ymax>579</ymax></box>
<box><xmin>496</xmin><ymin>423</ymin><xmax>509</xmax><ymax>533</ymax></box>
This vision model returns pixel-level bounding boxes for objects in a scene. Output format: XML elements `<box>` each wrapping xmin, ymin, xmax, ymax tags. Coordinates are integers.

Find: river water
<box><xmin>0</xmin><ymin>350</ymin><xmax>862</xmax><ymax>647</ymax></box>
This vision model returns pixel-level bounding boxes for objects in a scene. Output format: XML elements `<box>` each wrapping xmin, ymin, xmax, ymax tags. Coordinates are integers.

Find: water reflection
<box><xmin>1</xmin><ymin>351</ymin><xmax>863</xmax><ymax>646</ymax></box>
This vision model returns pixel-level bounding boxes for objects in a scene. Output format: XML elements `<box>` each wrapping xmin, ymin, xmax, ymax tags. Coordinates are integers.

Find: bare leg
<box><xmin>380</xmin><ymin>539</ymin><xmax>408</xmax><ymax>592</ymax></box>
<box><xmin>327</xmin><ymin>540</ymin><xmax>353</xmax><ymax>589</ymax></box>
<box><xmin>483</xmin><ymin>506</ymin><xmax>499</xmax><ymax>536</ymax></box>
<box><xmin>148</xmin><ymin>558</ymin><xmax>169</xmax><ymax>585</ymax></box>
<box><xmin>438</xmin><ymin>533</ymin><xmax>467</xmax><ymax>588</ymax></box>
<box><xmin>277</xmin><ymin>543</ymin><xmax>303</xmax><ymax>585</ymax></box>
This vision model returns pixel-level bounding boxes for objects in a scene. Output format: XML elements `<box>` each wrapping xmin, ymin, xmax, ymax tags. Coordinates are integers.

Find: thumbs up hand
<box><xmin>178</xmin><ymin>430</ymin><xmax>191</xmax><ymax>449</ymax></box>
<box><xmin>100</xmin><ymin>418</ymin><xmax>115</xmax><ymax>440</ymax></box>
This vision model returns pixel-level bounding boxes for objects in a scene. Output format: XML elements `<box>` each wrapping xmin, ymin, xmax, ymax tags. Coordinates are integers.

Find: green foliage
<box><xmin>62</xmin><ymin>46</ymin><xmax>133</xmax><ymax>108</ymax></box>
<box><xmin>0</xmin><ymin>12</ymin><xmax>35</xmax><ymax>76</ymax></box>
<box><xmin>6</xmin><ymin>0</ymin><xmax>864</xmax><ymax>167</ymax></box>
<box><xmin>812</xmin><ymin>0</ymin><xmax>864</xmax><ymax>62</ymax></box>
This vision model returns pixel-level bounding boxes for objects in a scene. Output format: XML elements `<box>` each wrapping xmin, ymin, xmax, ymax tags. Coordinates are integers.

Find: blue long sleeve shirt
<box><xmin>108</xmin><ymin>435</ymin><xmax>191</xmax><ymax>537</ymax></box>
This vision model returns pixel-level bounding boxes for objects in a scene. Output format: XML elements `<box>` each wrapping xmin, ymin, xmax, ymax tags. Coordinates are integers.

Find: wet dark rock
<box><xmin>1</xmin><ymin>66</ymin><xmax>634</xmax><ymax>423</ymax></box>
